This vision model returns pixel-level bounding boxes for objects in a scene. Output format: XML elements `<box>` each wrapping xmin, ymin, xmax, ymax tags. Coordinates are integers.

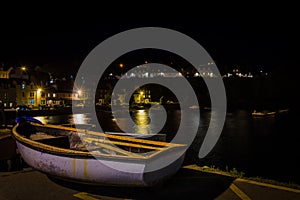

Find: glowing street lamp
<box><xmin>77</xmin><ymin>90</ymin><xmax>82</xmax><ymax>99</ymax></box>
<box><xmin>36</xmin><ymin>88</ymin><xmax>42</xmax><ymax>107</ymax></box>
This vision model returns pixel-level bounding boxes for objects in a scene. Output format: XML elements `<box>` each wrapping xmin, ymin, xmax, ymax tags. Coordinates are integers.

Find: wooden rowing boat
<box><xmin>12</xmin><ymin>120</ymin><xmax>186</xmax><ymax>186</ymax></box>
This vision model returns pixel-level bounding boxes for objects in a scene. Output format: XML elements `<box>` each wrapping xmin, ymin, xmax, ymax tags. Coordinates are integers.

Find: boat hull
<box><xmin>16</xmin><ymin>141</ymin><xmax>185</xmax><ymax>186</ymax></box>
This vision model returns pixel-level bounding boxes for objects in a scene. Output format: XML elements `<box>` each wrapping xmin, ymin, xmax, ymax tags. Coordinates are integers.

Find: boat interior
<box><xmin>15</xmin><ymin>122</ymin><xmax>184</xmax><ymax>157</ymax></box>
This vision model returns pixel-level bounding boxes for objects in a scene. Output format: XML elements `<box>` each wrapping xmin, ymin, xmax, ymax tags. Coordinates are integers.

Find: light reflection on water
<box><xmin>133</xmin><ymin>109</ymin><xmax>151</xmax><ymax>134</ymax></box>
<box><xmin>34</xmin><ymin>109</ymin><xmax>300</xmax><ymax>184</ymax></box>
<box><xmin>34</xmin><ymin>109</ymin><xmax>198</xmax><ymax>136</ymax></box>
<box><xmin>34</xmin><ymin>113</ymin><xmax>92</xmax><ymax>126</ymax></box>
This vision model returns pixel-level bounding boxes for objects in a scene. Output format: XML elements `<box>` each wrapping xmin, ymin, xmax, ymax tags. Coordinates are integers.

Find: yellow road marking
<box><xmin>74</xmin><ymin>192</ymin><xmax>99</xmax><ymax>200</ymax></box>
<box><xmin>230</xmin><ymin>183</ymin><xmax>252</xmax><ymax>200</ymax></box>
<box><xmin>74</xmin><ymin>192</ymin><xmax>132</xmax><ymax>200</ymax></box>
<box><xmin>235</xmin><ymin>178</ymin><xmax>300</xmax><ymax>193</ymax></box>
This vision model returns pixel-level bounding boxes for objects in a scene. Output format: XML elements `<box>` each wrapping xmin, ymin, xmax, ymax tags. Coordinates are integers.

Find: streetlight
<box><xmin>77</xmin><ymin>90</ymin><xmax>82</xmax><ymax>96</ymax></box>
<box><xmin>36</xmin><ymin>88</ymin><xmax>42</xmax><ymax>108</ymax></box>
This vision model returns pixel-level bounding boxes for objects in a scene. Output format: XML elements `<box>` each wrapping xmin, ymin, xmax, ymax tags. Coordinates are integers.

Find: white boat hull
<box><xmin>16</xmin><ymin>141</ymin><xmax>185</xmax><ymax>186</ymax></box>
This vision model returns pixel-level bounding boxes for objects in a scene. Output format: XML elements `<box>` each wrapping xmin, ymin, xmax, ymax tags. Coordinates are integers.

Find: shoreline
<box><xmin>183</xmin><ymin>164</ymin><xmax>300</xmax><ymax>190</ymax></box>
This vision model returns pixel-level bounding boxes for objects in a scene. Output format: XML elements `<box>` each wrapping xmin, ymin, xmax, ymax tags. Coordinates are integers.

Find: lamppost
<box><xmin>37</xmin><ymin>88</ymin><xmax>42</xmax><ymax>109</ymax></box>
<box><xmin>77</xmin><ymin>90</ymin><xmax>82</xmax><ymax>97</ymax></box>
<box><xmin>21</xmin><ymin>66</ymin><xmax>26</xmax><ymax>79</ymax></box>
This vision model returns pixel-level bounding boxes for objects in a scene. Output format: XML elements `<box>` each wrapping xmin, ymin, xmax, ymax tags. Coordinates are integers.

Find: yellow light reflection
<box><xmin>34</xmin><ymin>117</ymin><xmax>48</xmax><ymax>124</ymax></box>
<box><xmin>135</xmin><ymin>109</ymin><xmax>150</xmax><ymax>134</ymax></box>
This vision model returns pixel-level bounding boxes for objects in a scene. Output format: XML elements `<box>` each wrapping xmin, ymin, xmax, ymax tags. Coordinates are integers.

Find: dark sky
<box><xmin>0</xmin><ymin>9</ymin><xmax>298</xmax><ymax>75</ymax></box>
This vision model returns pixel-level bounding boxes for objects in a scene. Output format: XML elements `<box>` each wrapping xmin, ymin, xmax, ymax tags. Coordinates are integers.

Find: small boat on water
<box><xmin>12</xmin><ymin>118</ymin><xmax>186</xmax><ymax>186</ymax></box>
<box><xmin>277</xmin><ymin>109</ymin><xmax>289</xmax><ymax>114</ymax></box>
<box><xmin>252</xmin><ymin>110</ymin><xmax>276</xmax><ymax>117</ymax></box>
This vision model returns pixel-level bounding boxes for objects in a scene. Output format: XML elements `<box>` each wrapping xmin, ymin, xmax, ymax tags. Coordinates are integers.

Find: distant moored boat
<box><xmin>252</xmin><ymin>110</ymin><xmax>276</xmax><ymax>117</ymax></box>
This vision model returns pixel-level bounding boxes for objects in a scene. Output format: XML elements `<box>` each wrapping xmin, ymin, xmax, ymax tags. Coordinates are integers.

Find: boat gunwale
<box><xmin>12</xmin><ymin>123</ymin><xmax>186</xmax><ymax>160</ymax></box>
<box><xmin>35</xmin><ymin>123</ymin><xmax>183</xmax><ymax>147</ymax></box>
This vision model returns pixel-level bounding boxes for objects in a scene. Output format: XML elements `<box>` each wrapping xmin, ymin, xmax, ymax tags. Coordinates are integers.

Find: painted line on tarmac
<box><xmin>73</xmin><ymin>192</ymin><xmax>99</xmax><ymax>200</ymax></box>
<box><xmin>73</xmin><ymin>192</ymin><xmax>132</xmax><ymax>200</ymax></box>
<box><xmin>230</xmin><ymin>183</ymin><xmax>252</xmax><ymax>200</ymax></box>
<box><xmin>235</xmin><ymin>178</ymin><xmax>300</xmax><ymax>193</ymax></box>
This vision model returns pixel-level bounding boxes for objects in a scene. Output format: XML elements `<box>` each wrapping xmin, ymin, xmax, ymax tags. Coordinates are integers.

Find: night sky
<box><xmin>0</xmin><ymin>9</ymin><xmax>298</xmax><ymax>76</ymax></box>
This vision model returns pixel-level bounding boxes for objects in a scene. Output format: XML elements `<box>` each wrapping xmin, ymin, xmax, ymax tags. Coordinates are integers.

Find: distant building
<box><xmin>0</xmin><ymin>79</ymin><xmax>17</xmax><ymax>108</ymax></box>
<box><xmin>0</xmin><ymin>67</ymin><xmax>13</xmax><ymax>79</ymax></box>
<box><xmin>133</xmin><ymin>90</ymin><xmax>151</xmax><ymax>104</ymax></box>
<box><xmin>1</xmin><ymin>65</ymin><xmax>96</xmax><ymax>108</ymax></box>
<box><xmin>55</xmin><ymin>90</ymin><xmax>85</xmax><ymax>106</ymax></box>
<box><xmin>9</xmin><ymin>67</ymin><xmax>29</xmax><ymax>80</ymax></box>
<box><xmin>0</xmin><ymin>67</ymin><xmax>17</xmax><ymax>108</ymax></box>
<box><xmin>15</xmin><ymin>80</ymin><xmax>46</xmax><ymax>108</ymax></box>
<box><xmin>96</xmin><ymin>88</ymin><xmax>112</xmax><ymax>106</ymax></box>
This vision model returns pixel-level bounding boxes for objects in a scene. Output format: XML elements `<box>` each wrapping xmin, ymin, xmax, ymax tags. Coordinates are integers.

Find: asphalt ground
<box><xmin>0</xmin><ymin>165</ymin><xmax>300</xmax><ymax>200</ymax></box>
